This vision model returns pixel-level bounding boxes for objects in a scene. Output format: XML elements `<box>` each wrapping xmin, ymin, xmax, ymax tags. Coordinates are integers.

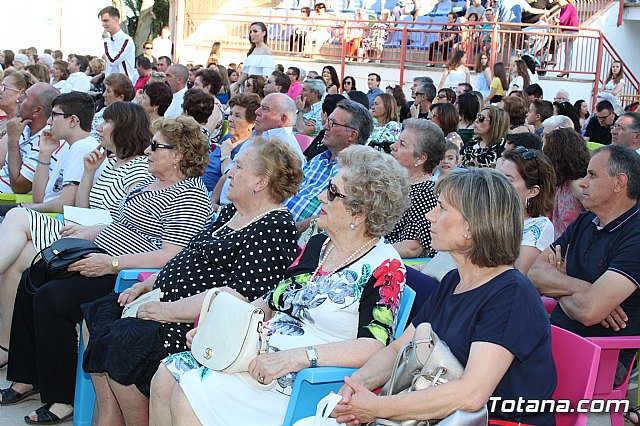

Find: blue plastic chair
<box><xmin>73</xmin><ymin>269</ymin><xmax>160</xmax><ymax>426</ymax></box>
<box><xmin>281</xmin><ymin>285</ymin><xmax>417</xmax><ymax>426</ymax></box>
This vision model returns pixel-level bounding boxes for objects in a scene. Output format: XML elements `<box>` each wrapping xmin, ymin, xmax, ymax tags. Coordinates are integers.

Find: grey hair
<box><xmin>543</xmin><ymin>115</ymin><xmax>574</xmax><ymax>129</ymax></box>
<box><xmin>338</xmin><ymin>145</ymin><xmax>410</xmax><ymax>237</ymax></box>
<box><xmin>38</xmin><ymin>53</ymin><xmax>54</xmax><ymax>70</ymax></box>
<box><xmin>299</xmin><ymin>68</ymin><xmax>307</xmax><ymax>80</ymax></box>
<box><xmin>417</xmin><ymin>82</ymin><xmax>436</xmax><ymax>102</ymax></box>
<box><xmin>555</xmin><ymin>89</ymin><xmax>570</xmax><ymax>99</ymax></box>
<box><xmin>592</xmin><ymin>144</ymin><xmax>640</xmax><ymax>200</ymax></box>
<box><xmin>336</xmin><ymin>99</ymin><xmax>374</xmax><ymax>145</ymax></box>
<box><xmin>304</xmin><ymin>78</ymin><xmax>326</xmax><ymax>99</ymax></box>
<box><xmin>414</xmin><ymin>76</ymin><xmax>434</xmax><ymax>84</ymax></box>
<box><xmin>401</xmin><ymin>118</ymin><xmax>447</xmax><ymax>173</ymax></box>
<box><xmin>169</xmin><ymin>64</ymin><xmax>189</xmax><ymax>82</ymax></box>
<box><xmin>621</xmin><ymin>112</ymin><xmax>640</xmax><ymax>133</ymax></box>
<box><xmin>265</xmin><ymin>93</ymin><xmax>297</xmax><ymax>125</ymax></box>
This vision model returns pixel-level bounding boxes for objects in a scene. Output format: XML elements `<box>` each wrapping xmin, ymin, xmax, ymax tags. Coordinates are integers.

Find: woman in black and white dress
<box><xmin>0</xmin><ymin>116</ymin><xmax>212</xmax><ymax>425</ymax></box>
<box><xmin>0</xmin><ymin>102</ymin><xmax>150</xmax><ymax>371</ymax></box>
<box><xmin>387</xmin><ymin>119</ymin><xmax>446</xmax><ymax>259</ymax></box>
<box><xmin>81</xmin><ymin>136</ymin><xmax>304</xmax><ymax>426</ymax></box>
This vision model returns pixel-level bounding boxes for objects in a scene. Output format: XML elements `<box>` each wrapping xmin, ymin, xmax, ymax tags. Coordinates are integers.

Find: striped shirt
<box><xmin>0</xmin><ymin>126</ymin><xmax>68</xmax><ymax>193</ymax></box>
<box><xmin>89</xmin><ymin>156</ymin><xmax>149</xmax><ymax>216</ymax></box>
<box><xmin>94</xmin><ymin>175</ymin><xmax>212</xmax><ymax>256</ymax></box>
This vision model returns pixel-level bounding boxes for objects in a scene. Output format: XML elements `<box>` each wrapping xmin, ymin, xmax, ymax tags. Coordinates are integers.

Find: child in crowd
<box><xmin>432</xmin><ymin>141</ymin><xmax>462</xmax><ymax>180</ymax></box>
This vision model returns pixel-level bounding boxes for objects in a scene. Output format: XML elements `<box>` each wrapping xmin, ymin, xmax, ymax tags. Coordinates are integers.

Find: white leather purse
<box><xmin>191</xmin><ymin>288</ymin><xmax>274</xmax><ymax>389</ymax></box>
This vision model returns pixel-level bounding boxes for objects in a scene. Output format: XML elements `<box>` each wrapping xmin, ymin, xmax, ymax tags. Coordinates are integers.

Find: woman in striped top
<box><xmin>0</xmin><ymin>116</ymin><xmax>212</xmax><ymax>424</ymax></box>
<box><xmin>0</xmin><ymin>102</ymin><xmax>150</xmax><ymax>362</ymax></box>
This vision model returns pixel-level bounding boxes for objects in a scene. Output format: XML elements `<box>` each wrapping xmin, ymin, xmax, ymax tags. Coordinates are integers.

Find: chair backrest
<box><xmin>551</xmin><ymin>326</ymin><xmax>600</xmax><ymax>426</ymax></box>
<box><xmin>395</xmin><ymin>285</ymin><xmax>416</xmax><ymax>338</ymax></box>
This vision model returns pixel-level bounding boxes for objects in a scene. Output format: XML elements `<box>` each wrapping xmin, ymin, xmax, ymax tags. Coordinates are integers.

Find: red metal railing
<box><xmin>183</xmin><ymin>13</ymin><xmax>638</xmax><ymax>106</ymax></box>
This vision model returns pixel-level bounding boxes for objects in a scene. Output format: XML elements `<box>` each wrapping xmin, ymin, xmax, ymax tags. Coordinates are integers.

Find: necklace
<box><xmin>410</xmin><ymin>172</ymin><xmax>428</xmax><ymax>183</ymax></box>
<box><xmin>211</xmin><ymin>207</ymin><xmax>287</xmax><ymax>237</ymax></box>
<box><xmin>309</xmin><ymin>237</ymin><xmax>378</xmax><ymax>283</ymax></box>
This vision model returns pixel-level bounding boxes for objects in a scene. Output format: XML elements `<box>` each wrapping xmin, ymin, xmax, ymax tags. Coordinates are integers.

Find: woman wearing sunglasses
<box><xmin>150</xmin><ymin>145</ymin><xmax>410</xmax><ymax>426</ymax></box>
<box><xmin>461</xmin><ymin>105</ymin><xmax>509</xmax><ymax>168</ymax></box>
<box><xmin>0</xmin><ymin>116</ymin><xmax>212</xmax><ymax>424</ymax></box>
<box><xmin>497</xmin><ymin>147</ymin><xmax>556</xmax><ymax>275</ymax></box>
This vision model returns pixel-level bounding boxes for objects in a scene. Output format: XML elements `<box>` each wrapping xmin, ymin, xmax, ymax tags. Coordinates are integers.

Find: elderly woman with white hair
<box><xmin>149</xmin><ymin>145</ymin><xmax>411</xmax><ymax>426</ymax></box>
<box><xmin>541</xmin><ymin>114</ymin><xmax>576</xmax><ymax>143</ymax></box>
<box><xmin>388</xmin><ymin>119</ymin><xmax>447</xmax><ymax>258</ymax></box>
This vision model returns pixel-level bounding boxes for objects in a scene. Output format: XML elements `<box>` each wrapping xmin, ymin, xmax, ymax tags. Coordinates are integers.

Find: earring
<box><xmin>414</xmin><ymin>163</ymin><xmax>419</xmax><ymax>168</ymax></box>
<box><xmin>349</xmin><ymin>223</ymin><xmax>356</xmax><ymax>230</ymax></box>
<box><xmin>464</xmin><ymin>233</ymin><xmax>469</xmax><ymax>239</ymax></box>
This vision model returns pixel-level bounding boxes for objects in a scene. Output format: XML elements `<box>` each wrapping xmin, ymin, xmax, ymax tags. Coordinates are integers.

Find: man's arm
<box><xmin>528</xmin><ymin>246</ymin><xmax>592</xmax><ymax>297</ymax></box>
<box><xmin>103</xmin><ymin>35</ymin><xmax>135</xmax><ymax>68</ymax></box>
<box><xmin>558</xmin><ymin>271</ymin><xmax>638</xmax><ymax>327</ymax></box>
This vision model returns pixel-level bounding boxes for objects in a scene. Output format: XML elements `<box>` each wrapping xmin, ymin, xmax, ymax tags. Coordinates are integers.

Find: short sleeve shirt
<box><xmin>412</xmin><ymin>269</ymin><xmax>556</xmax><ymax>424</ymax></box>
<box><xmin>43</xmin><ymin>136</ymin><xmax>99</xmax><ymax>202</ymax></box>
<box><xmin>496</xmin><ymin>0</ymin><xmax>532</xmax><ymax>23</ymax></box>
<box><xmin>584</xmin><ymin>113</ymin><xmax>616</xmax><ymax>145</ymax></box>
<box><xmin>522</xmin><ymin>216</ymin><xmax>554</xmax><ymax>252</ymax></box>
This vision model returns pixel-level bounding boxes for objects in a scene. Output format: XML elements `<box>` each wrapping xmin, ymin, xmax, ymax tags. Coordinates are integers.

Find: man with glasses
<box><xmin>409</xmin><ymin>81</ymin><xmax>436</xmax><ymax>120</ymax></box>
<box><xmin>286</xmin><ymin>67</ymin><xmax>303</xmax><ymax>101</ymax></box>
<box><xmin>530</xmin><ymin>144</ymin><xmax>640</xmax><ymax>388</ymax></box>
<box><xmin>285</xmin><ymin>100</ymin><xmax>373</xmax><ymax>232</ymax></box>
<box><xmin>0</xmin><ymin>92</ymin><xmax>98</xmax><ymax>217</ymax></box>
<box><xmin>264</xmin><ymin>70</ymin><xmax>291</xmax><ymax>95</ymax></box>
<box><xmin>611</xmin><ymin>112</ymin><xmax>640</xmax><ymax>153</ymax></box>
<box><xmin>399</xmin><ymin>77</ymin><xmax>434</xmax><ymax>122</ymax></box>
<box><xmin>0</xmin><ymin>83</ymin><xmax>59</xmax><ymax>196</ymax></box>
<box><xmin>584</xmin><ymin>100</ymin><xmax>617</xmax><ymax>145</ymax></box>
<box><xmin>99</xmin><ymin>6</ymin><xmax>138</xmax><ymax>84</ymax></box>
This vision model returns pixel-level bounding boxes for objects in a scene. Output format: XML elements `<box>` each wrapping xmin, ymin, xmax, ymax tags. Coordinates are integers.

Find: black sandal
<box><xmin>0</xmin><ymin>382</ymin><xmax>40</xmax><ymax>406</ymax></box>
<box><xmin>625</xmin><ymin>406</ymin><xmax>640</xmax><ymax>425</ymax></box>
<box><xmin>24</xmin><ymin>403</ymin><xmax>74</xmax><ymax>425</ymax></box>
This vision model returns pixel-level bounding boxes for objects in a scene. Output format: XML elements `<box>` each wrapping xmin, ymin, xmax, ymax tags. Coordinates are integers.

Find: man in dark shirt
<box><xmin>399</xmin><ymin>76</ymin><xmax>433</xmax><ymax>122</ymax></box>
<box><xmin>585</xmin><ymin>100</ymin><xmax>617</xmax><ymax>145</ymax></box>
<box><xmin>406</xmin><ymin>81</ymin><xmax>436</xmax><ymax>121</ymax></box>
<box><xmin>529</xmin><ymin>145</ymin><xmax>640</xmax><ymax>383</ymax></box>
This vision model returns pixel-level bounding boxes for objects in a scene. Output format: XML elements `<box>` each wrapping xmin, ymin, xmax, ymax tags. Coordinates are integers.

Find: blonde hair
<box><xmin>151</xmin><ymin>116</ymin><xmax>209</xmax><ymax>178</ymax></box>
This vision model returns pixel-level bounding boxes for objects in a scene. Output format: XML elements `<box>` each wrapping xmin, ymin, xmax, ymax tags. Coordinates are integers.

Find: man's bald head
<box><xmin>20</xmin><ymin>83</ymin><xmax>60</xmax><ymax>124</ymax></box>
<box><xmin>265</xmin><ymin>93</ymin><xmax>296</xmax><ymax>126</ymax></box>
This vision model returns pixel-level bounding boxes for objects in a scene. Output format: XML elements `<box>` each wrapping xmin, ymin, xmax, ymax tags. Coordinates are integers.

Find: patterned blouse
<box><xmin>461</xmin><ymin>137</ymin><xmax>505</xmax><ymax>168</ymax></box>
<box><xmin>367</xmin><ymin>121</ymin><xmax>401</xmax><ymax>154</ymax></box>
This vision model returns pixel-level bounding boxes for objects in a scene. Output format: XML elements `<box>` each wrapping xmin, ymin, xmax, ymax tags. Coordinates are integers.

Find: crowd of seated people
<box><xmin>2</xmin><ymin>12</ymin><xmax>640</xmax><ymax>424</ymax></box>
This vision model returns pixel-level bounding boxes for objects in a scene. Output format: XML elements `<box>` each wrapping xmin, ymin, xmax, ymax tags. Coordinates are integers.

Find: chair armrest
<box><xmin>402</xmin><ymin>257</ymin><xmax>431</xmax><ymax>266</ymax></box>
<box><xmin>588</xmin><ymin>336</ymin><xmax>640</xmax><ymax>350</ymax></box>
<box><xmin>296</xmin><ymin>366</ymin><xmax>358</xmax><ymax>384</ymax></box>
<box><xmin>114</xmin><ymin>269</ymin><xmax>161</xmax><ymax>292</ymax></box>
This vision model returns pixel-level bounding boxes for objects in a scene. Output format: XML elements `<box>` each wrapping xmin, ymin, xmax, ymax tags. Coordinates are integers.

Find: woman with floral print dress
<box><xmin>150</xmin><ymin>145</ymin><xmax>411</xmax><ymax>426</ymax></box>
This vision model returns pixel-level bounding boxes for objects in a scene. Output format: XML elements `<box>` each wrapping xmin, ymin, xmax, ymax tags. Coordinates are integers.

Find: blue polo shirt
<box><xmin>496</xmin><ymin>0</ymin><xmax>532</xmax><ymax>23</ymax></box>
<box><xmin>550</xmin><ymin>204</ymin><xmax>640</xmax><ymax>365</ymax></box>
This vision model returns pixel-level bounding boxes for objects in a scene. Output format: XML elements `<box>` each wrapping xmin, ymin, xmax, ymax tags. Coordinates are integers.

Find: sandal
<box><xmin>0</xmin><ymin>344</ymin><xmax>7</xmax><ymax>368</ymax></box>
<box><xmin>24</xmin><ymin>403</ymin><xmax>74</xmax><ymax>425</ymax></box>
<box><xmin>0</xmin><ymin>382</ymin><xmax>40</xmax><ymax>406</ymax></box>
<box><xmin>625</xmin><ymin>406</ymin><xmax>640</xmax><ymax>425</ymax></box>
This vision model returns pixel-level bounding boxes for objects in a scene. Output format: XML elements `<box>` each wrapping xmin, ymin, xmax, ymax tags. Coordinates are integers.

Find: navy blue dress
<box><xmin>412</xmin><ymin>268</ymin><xmax>556</xmax><ymax>425</ymax></box>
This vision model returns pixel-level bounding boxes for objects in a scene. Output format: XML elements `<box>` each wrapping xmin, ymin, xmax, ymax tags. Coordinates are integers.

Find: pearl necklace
<box><xmin>310</xmin><ymin>237</ymin><xmax>378</xmax><ymax>283</ymax></box>
<box><xmin>211</xmin><ymin>207</ymin><xmax>287</xmax><ymax>237</ymax></box>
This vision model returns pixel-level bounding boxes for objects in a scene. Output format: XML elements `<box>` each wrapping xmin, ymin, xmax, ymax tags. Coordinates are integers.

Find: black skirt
<box><xmin>81</xmin><ymin>293</ymin><xmax>168</xmax><ymax>398</ymax></box>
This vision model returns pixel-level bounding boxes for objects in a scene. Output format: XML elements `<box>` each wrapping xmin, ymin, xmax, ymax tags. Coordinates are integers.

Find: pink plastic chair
<box><xmin>294</xmin><ymin>133</ymin><xmax>313</xmax><ymax>152</ymax></box>
<box><xmin>587</xmin><ymin>335</ymin><xmax>640</xmax><ymax>426</ymax></box>
<box><xmin>551</xmin><ymin>326</ymin><xmax>600</xmax><ymax>426</ymax></box>
<box><xmin>541</xmin><ymin>296</ymin><xmax>557</xmax><ymax>315</ymax></box>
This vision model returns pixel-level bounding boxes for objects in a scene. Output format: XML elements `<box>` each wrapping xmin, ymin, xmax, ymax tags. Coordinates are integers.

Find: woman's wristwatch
<box><xmin>305</xmin><ymin>346</ymin><xmax>318</xmax><ymax>368</ymax></box>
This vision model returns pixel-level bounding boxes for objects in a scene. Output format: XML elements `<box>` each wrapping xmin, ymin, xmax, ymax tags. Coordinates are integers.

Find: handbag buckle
<box><xmin>52</xmin><ymin>249</ymin><xmax>60</xmax><ymax>255</ymax></box>
<box><xmin>204</xmin><ymin>347</ymin><xmax>213</xmax><ymax>359</ymax></box>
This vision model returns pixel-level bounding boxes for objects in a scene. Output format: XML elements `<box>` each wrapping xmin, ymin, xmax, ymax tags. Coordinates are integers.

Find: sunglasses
<box><xmin>150</xmin><ymin>139</ymin><xmax>176</xmax><ymax>151</ymax></box>
<box><xmin>327</xmin><ymin>180</ymin><xmax>347</xmax><ymax>202</ymax></box>
<box><xmin>476</xmin><ymin>113</ymin><xmax>490</xmax><ymax>123</ymax></box>
<box><xmin>144</xmin><ymin>46</ymin><xmax>153</xmax><ymax>50</ymax></box>
<box><xmin>513</xmin><ymin>146</ymin><xmax>541</xmax><ymax>186</ymax></box>
<box><xmin>437</xmin><ymin>93</ymin><xmax>447</xmax><ymax>99</ymax></box>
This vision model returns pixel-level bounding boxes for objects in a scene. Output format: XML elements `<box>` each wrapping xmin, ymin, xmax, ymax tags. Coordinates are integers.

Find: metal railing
<box><xmin>183</xmin><ymin>13</ymin><xmax>638</xmax><ymax>107</ymax></box>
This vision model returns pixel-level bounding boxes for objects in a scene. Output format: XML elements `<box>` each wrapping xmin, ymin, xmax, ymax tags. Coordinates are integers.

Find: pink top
<box><xmin>287</xmin><ymin>81</ymin><xmax>303</xmax><ymax>101</ymax></box>
<box><xmin>550</xmin><ymin>181</ymin><xmax>585</xmax><ymax>239</ymax></box>
<box><xmin>559</xmin><ymin>3</ymin><xmax>578</xmax><ymax>29</ymax></box>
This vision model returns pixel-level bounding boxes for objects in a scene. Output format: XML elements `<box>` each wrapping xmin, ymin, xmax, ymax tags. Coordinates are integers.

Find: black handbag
<box><xmin>25</xmin><ymin>238</ymin><xmax>107</xmax><ymax>294</ymax></box>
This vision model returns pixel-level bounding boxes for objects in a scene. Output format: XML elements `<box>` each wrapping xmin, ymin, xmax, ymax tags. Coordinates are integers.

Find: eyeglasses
<box><xmin>611</xmin><ymin>123</ymin><xmax>631</xmax><ymax>132</ymax></box>
<box><xmin>415</xmin><ymin>92</ymin><xmax>426</xmax><ymax>96</ymax></box>
<box><xmin>326</xmin><ymin>118</ymin><xmax>357</xmax><ymax>130</ymax></box>
<box><xmin>144</xmin><ymin>46</ymin><xmax>153</xmax><ymax>50</ymax></box>
<box><xmin>150</xmin><ymin>139</ymin><xmax>176</xmax><ymax>151</ymax></box>
<box><xmin>513</xmin><ymin>146</ymin><xmax>541</xmax><ymax>186</ymax></box>
<box><xmin>596</xmin><ymin>112</ymin><xmax>612</xmax><ymax>121</ymax></box>
<box><xmin>437</xmin><ymin>93</ymin><xmax>447</xmax><ymax>99</ymax></box>
<box><xmin>476</xmin><ymin>113</ymin><xmax>490</xmax><ymax>123</ymax></box>
<box><xmin>327</xmin><ymin>180</ymin><xmax>346</xmax><ymax>202</ymax></box>
<box><xmin>50</xmin><ymin>110</ymin><xmax>71</xmax><ymax>120</ymax></box>
<box><xmin>0</xmin><ymin>84</ymin><xmax>21</xmax><ymax>93</ymax></box>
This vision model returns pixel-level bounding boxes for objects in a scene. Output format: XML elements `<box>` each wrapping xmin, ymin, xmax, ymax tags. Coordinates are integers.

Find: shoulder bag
<box><xmin>25</xmin><ymin>237</ymin><xmax>107</xmax><ymax>294</ymax></box>
<box><xmin>191</xmin><ymin>288</ymin><xmax>274</xmax><ymax>390</ymax></box>
<box><xmin>369</xmin><ymin>322</ymin><xmax>488</xmax><ymax>426</ymax></box>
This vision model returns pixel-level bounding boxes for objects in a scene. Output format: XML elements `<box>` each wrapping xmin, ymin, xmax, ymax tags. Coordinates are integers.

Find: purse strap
<box><xmin>197</xmin><ymin>288</ymin><xmax>222</xmax><ymax>324</ymax></box>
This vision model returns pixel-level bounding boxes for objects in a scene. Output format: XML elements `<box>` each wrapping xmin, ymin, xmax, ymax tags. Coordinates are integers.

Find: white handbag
<box><xmin>191</xmin><ymin>288</ymin><xmax>274</xmax><ymax>389</ymax></box>
<box><xmin>293</xmin><ymin>393</ymin><xmax>343</xmax><ymax>426</ymax></box>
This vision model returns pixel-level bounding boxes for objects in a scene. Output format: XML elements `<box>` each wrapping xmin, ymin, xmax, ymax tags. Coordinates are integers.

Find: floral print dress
<box><xmin>163</xmin><ymin>234</ymin><xmax>406</xmax><ymax>426</ymax></box>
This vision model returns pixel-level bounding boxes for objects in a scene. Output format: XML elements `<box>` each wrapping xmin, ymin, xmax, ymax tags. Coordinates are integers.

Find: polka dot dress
<box><xmin>155</xmin><ymin>204</ymin><xmax>298</xmax><ymax>352</ymax></box>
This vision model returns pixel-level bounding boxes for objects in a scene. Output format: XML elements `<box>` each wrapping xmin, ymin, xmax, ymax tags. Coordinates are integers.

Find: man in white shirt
<box><xmin>65</xmin><ymin>55</ymin><xmax>91</xmax><ymax>93</ymax></box>
<box><xmin>0</xmin><ymin>83</ymin><xmax>61</xmax><ymax>195</ymax></box>
<box><xmin>19</xmin><ymin>92</ymin><xmax>98</xmax><ymax>214</ymax></box>
<box><xmin>164</xmin><ymin>64</ymin><xmax>188</xmax><ymax>118</ymax></box>
<box><xmin>99</xmin><ymin>6</ymin><xmax>138</xmax><ymax>84</ymax></box>
<box><xmin>152</xmin><ymin>26</ymin><xmax>173</xmax><ymax>59</ymax></box>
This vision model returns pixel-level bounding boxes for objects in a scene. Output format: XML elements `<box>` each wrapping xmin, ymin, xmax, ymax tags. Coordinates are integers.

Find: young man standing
<box><xmin>99</xmin><ymin>6</ymin><xmax>138</xmax><ymax>84</ymax></box>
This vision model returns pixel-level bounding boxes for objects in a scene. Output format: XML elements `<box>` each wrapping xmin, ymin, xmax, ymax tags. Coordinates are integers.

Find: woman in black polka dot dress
<box><xmin>81</xmin><ymin>138</ymin><xmax>304</xmax><ymax>425</ymax></box>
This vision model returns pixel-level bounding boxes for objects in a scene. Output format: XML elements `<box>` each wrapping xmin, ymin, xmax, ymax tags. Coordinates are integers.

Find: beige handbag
<box><xmin>191</xmin><ymin>288</ymin><xmax>274</xmax><ymax>389</ymax></box>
